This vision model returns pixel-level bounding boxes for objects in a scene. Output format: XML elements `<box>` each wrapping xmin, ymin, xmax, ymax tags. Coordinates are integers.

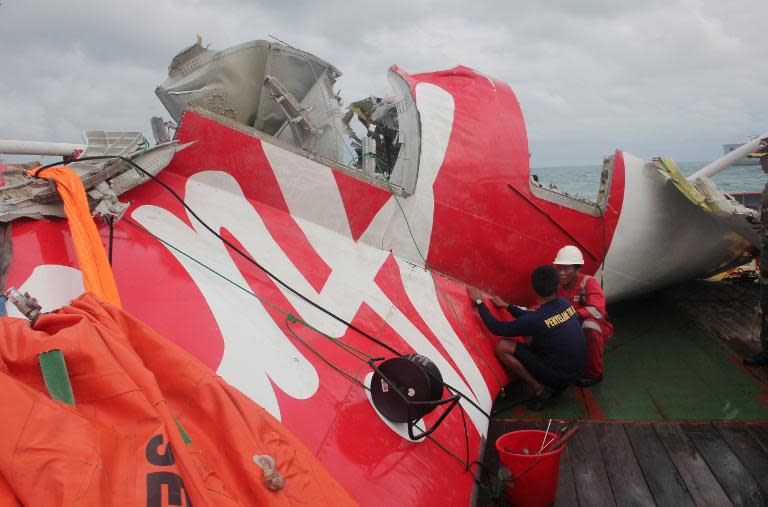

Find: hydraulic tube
<box><xmin>0</xmin><ymin>139</ymin><xmax>85</xmax><ymax>157</ymax></box>
<box><xmin>688</xmin><ymin>133</ymin><xmax>768</xmax><ymax>180</ymax></box>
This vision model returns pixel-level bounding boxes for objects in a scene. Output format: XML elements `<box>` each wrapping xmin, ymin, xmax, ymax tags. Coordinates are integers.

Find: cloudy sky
<box><xmin>1</xmin><ymin>0</ymin><xmax>765</xmax><ymax>167</ymax></box>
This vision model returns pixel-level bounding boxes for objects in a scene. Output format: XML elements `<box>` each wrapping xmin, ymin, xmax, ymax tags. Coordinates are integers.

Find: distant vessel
<box><xmin>723</xmin><ymin>143</ymin><xmax>760</xmax><ymax>166</ymax></box>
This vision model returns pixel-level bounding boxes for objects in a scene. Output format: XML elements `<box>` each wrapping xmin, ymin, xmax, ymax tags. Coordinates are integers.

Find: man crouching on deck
<box><xmin>553</xmin><ymin>245</ymin><xmax>613</xmax><ymax>387</ymax></box>
<box><xmin>468</xmin><ymin>265</ymin><xmax>586</xmax><ymax>410</ymax></box>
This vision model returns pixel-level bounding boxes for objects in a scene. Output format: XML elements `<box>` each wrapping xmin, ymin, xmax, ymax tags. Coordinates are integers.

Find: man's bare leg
<box><xmin>494</xmin><ymin>340</ymin><xmax>544</xmax><ymax>397</ymax></box>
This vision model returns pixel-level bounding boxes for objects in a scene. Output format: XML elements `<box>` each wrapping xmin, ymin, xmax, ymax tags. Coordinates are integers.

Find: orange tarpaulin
<box><xmin>29</xmin><ymin>166</ymin><xmax>121</xmax><ymax>307</ymax></box>
<box><xmin>0</xmin><ymin>293</ymin><xmax>357</xmax><ymax>506</ymax></box>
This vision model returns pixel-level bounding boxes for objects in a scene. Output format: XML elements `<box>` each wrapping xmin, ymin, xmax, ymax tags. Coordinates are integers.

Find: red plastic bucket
<box><xmin>495</xmin><ymin>430</ymin><xmax>564</xmax><ymax>507</ymax></box>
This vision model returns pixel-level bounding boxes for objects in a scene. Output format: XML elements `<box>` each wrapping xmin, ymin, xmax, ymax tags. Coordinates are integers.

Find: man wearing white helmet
<box><xmin>553</xmin><ymin>245</ymin><xmax>613</xmax><ymax>387</ymax></box>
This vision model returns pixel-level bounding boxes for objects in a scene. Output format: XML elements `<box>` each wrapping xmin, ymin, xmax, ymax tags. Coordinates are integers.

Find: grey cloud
<box><xmin>0</xmin><ymin>0</ymin><xmax>765</xmax><ymax>167</ymax></box>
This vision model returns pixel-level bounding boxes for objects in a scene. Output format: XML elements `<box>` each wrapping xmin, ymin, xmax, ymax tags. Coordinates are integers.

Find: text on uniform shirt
<box><xmin>544</xmin><ymin>306</ymin><xmax>577</xmax><ymax>328</ymax></box>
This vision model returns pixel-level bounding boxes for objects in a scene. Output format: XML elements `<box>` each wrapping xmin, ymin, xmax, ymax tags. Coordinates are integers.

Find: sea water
<box><xmin>531</xmin><ymin>161</ymin><xmax>766</xmax><ymax>202</ymax></box>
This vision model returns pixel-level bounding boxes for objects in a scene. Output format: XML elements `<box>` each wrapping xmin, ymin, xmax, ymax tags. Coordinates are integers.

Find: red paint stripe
<box><xmin>168</xmin><ymin>113</ymin><xmax>333</xmax><ymax>293</ymax></box>
<box><xmin>728</xmin><ymin>355</ymin><xmax>768</xmax><ymax>387</ymax></box>
<box><xmin>575</xmin><ymin>387</ymin><xmax>606</xmax><ymax>420</ymax></box>
<box><xmin>373</xmin><ymin>255</ymin><xmax>474</xmax><ymax>392</ymax></box>
<box><xmin>332</xmin><ymin>170</ymin><xmax>392</xmax><ymax>242</ymax></box>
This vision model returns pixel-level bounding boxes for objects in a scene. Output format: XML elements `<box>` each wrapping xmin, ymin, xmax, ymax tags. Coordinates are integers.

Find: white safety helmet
<box><xmin>553</xmin><ymin>245</ymin><xmax>584</xmax><ymax>265</ymax></box>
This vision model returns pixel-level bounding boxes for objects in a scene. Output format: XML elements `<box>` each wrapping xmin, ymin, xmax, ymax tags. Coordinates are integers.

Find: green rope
<box><xmin>382</xmin><ymin>178</ymin><xmax>427</xmax><ymax>260</ymax></box>
<box><xmin>124</xmin><ymin>218</ymin><xmax>474</xmax><ymax>473</ymax></box>
<box><xmin>125</xmin><ymin>218</ymin><xmax>289</xmax><ymax>317</ymax></box>
<box><xmin>381</xmin><ymin>179</ymin><xmax>505</xmax><ymax>391</ymax></box>
<box><xmin>347</xmin><ymin>151</ymin><xmax>378</xmax><ymax>171</ymax></box>
<box><xmin>293</xmin><ymin>316</ymin><xmax>374</xmax><ymax>362</ymax></box>
<box><xmin>290</xmin><ymin>107</ymin><xmax>310</xmax><ymax>120</ymax></box>
<box><xmin>123</xmin><ymin>218</ymin><xmax>374</xmax><ymax>363</ymax></box>
<box><xmin>285</xmin><ymin>316</ymin><xmax>369</xmax><ymax>390</ymax></box>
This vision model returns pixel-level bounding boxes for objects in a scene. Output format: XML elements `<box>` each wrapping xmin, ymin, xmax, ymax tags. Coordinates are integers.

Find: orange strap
<box><xmin>30</xmin><ymin>166</ymin><xmax>122</xmax><ymax>307</ymax></box>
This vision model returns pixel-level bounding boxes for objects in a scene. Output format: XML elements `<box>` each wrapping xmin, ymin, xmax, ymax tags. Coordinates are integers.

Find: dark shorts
<box><xmin>514</xmin><ymin>343</ymin><xmax>574</xmax><ymax>390</ymax></box>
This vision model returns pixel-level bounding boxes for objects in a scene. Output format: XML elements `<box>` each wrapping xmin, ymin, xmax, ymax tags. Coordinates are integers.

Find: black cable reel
<box><xmin>369</xmin><ymin>353</ymin><xmax>460</xmax><ymax>440</ymax></box>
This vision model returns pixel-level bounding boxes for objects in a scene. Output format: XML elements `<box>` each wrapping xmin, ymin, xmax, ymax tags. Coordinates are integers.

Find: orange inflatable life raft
<box><xmin>0</xmin><ymin>293</ymin><xmax>357</xmax><ymax>506</ymax></box>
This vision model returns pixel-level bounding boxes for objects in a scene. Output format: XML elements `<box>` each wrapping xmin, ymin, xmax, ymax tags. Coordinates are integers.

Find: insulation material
<box><xmin>652</xmin><ymin>157</ymin><xmax>756</xmax><ymax>217</ymax></box>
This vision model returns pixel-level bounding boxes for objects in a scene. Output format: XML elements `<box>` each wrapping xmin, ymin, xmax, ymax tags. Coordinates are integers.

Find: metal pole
<box><xmin>688</xmin><ymin>133</ymin><xmax>768</xmax><ymax>180</ymax></box>
<box><xmin>0</xmin><ymin>140</ymin><xmax>85</xmax><ymax>157</ymax></box>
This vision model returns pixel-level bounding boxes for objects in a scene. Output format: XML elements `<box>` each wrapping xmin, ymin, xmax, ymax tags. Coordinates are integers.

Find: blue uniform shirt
<box><xmin>478</xmin><ymin>297</ymin><xmax>586</xmax><ymax>377</ymax></box>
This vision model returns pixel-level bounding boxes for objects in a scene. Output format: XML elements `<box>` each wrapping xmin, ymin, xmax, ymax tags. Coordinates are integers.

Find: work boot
<box><xmin>575</xmin><ymin>375</ymin><xmax>603</xmax><ymax>388</ymax></box>
<box><xmin>526</xmin><ymin>386</ymin><xmax>554</xmax><ymax>412</ymax></box>
<box><xmin>490</xmin><ymin>382</ymin><xmax>531</xmax><ymax>416</ymax></box>
<box><xmin>743</xmin><ymin>352</ymin><xmax>768</xmax><ymax>367</ymax></box>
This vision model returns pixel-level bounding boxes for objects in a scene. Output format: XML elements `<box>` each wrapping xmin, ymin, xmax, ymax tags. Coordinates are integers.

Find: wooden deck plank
<box><xmin>481</xmin><ymin>421</ymin><xmax>768</xmax><ymax>507</ymax></box>
<box><xmin>593</xmin><ymin>423</ymin><xmax>656</xmax><ymax>506</ymax></box>
<box><xmin>624</xmin><ymin>424</ymin><xmax>695</xmax><ymax>506</ymax></box>
<box><xmin>654</xmin><ymin>423</ymin><xmax>733</xmax><ymax>507</ymax></box>
<box><xmin>568</xmin><ymin>424</ymin><xmax>616</xmax><ymax>507</ymax></box>
<box><xmin>745</xmin><ymin>424</ymin><xmax>768</xmax><ymax>454</ymax></box>
<box><xmin>682</xmin><ymin>423</ymin><xmax>766</xmax><ymax>507</ymax></box>
<box><xmin>554</xmin><ymin>446</ymin><xmax>579</xmax><ymax>507</ymax></box>
<box><xmin>714</xmin><ymin>423</ymin><xmax>768</xmax><ymax>498</ymax></box>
